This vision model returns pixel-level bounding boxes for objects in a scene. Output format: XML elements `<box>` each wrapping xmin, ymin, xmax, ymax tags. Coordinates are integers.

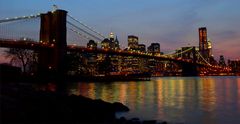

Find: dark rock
<box><xmin>142</xmin><ymin>120</ymin><xmax>157</xmax><ymax>124</ymax></box>
<box><xmin>116</xmin><ymin>116</ymin><xmax>127</xmax><ymax>124</ymax></box>
<box><xmin>126</xmin><ymin>120</ymin><xmax>134</xmax><ymax>124</ymax></box>
<box><xmin>130</xmin><ymin>118</ymin><xmax>141</xmax><ymax>124</ymax></box>
<box><xmin>120</xmin><ymin>116</ymin><xmax>127</xmax><ymax>121</ymax></box>
<box><xmin>131</xmin><ymin>117</ymin><xmax>140</xmax><ymax>121</ymax></box>
<box><xmin>1</xmin><ymin>83</ymin><xmax>170</xmax><ymax>124</ymax></box>
<box><xmin>112</xmin><ymin>102</ymin><xmax>130</xmax><ymax>112</ymax></box>
<box><xmin>161</xmin><ymin>121</ymin><xmax>167</xmax><ymax>124</ymax></box>
<box><xmin>1</xmin><ymin>89</ymin><xmax>118</xmax><ymax>124</ymax></box>
<box><xmin>133</xmin><ymin>121</ymin><xmax>141</xmax><ymax>124</ymax></box>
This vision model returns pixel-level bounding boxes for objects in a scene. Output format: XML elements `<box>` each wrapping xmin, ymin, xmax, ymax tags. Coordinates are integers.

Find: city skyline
<box><xmin>0</xmin><ymin>0</ymin><xmax>240</xmax><ymax>62</ymax></box>
<box><xmin>1</xmin><ymin>3</ymin><xmax>240</xmax><ymax>123</ymax></box>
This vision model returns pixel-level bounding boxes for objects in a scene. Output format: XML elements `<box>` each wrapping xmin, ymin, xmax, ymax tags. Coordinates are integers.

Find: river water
<box><xmin>64</xmin><ymin>76</ymin><xmax>240</xmax><ymax>124</ymax></box>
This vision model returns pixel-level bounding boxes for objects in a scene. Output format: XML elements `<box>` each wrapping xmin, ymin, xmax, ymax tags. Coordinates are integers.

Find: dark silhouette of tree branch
<box><xmin>5</xmin><ymin>48</ymin><xmax>37</xmax><ymax>73</ymax></box>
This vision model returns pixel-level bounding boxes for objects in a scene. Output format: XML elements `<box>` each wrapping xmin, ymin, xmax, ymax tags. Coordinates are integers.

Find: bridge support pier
<box><xmin>182</xmin><ymin>63</ymin><xmax>198</xmax><ymax>76</ymax></box>
<box><xmin>38</xmin><ymin>10</ymin><xmax>67</xmax><ymax>79</ymax></box>
<box><xmin>181</xmin><ymin>47</ymin><xmax>198</xmax><ymax>76</ymax></box>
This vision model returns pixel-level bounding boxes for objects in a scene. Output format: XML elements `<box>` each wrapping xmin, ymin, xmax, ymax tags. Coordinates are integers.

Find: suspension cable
<box><xmin>163</xmin><ymin>50</ymin><xmax>178</xmax><ymax>55</ymax></box>
<box><xmin>67</xmin><ymin>14</ymin><xmax>106</xmax><ymax>39</ymax></box>
<box><xmin>196</xmin><ymin>51</ymin><xmax>212</xmax><ymax>66</ymax></box>
<box><xmin>67</xmin><ymin>21</ymin><xmax>103</xmax><ymax>42</ymax></box>
<box><xmin>68</xmin><ymin>27</ymin><xmax>92</xmax><ymax>41</ymax></box>
<box><xmin>0</xmin><ymin>14</ymin><xmax>40</xmax><ymax>24</ymax></box>
<box><xmin>68</xmin><ymin>28</ymin><xmax>101</xmax><ymax>45</ymax></box>
<box><xmin>164</xmin><ymin>47</ymin><xmax>193</xmax><ymax>57</ymax></box>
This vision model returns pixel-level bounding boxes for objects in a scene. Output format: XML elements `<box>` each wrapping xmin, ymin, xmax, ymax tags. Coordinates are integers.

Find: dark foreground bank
<box><xmin>0</xmin><ymin>83</ymin><xmax>169</xmax><ymax>124</ymax></box>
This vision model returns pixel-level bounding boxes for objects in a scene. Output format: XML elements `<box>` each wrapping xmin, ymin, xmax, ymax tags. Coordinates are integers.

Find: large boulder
<box><xmin>1</xmin><ymin>90</ymin><xmax>119</xmax><ymax>123</ymax></box>
<box><xmin>112</xmin><ymin>102</ymin><xmax>130</xmax><ymax>112</ymax></box>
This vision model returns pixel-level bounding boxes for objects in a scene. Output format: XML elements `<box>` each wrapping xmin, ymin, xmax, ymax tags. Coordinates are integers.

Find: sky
<box><xmin>0</xmin><ymin>0</ymin><xmax>240</xmax><ymax>63</ymax></box>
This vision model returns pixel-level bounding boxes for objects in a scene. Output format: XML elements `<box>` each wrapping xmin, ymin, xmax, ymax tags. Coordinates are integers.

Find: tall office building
<box><xmin>219</xmin><ymin>55</ymin><xmax>226</xmax><ymax>67</ymax></box>
<box><xmin>147</xmin><ymin>43</ymin><xmax>160</xmax><ymax>55</ymax></box>
<box><xmin>228</xmin><ymin>60</ymin><xmax>240</xmax><ymax>73</ymax></box>
<box><xmin>128</xmin><ymin>35</ymin><xmax>138</xmax><ymax>50</ymax></box>
<box><xmin>207</xmin><ymin>39</ymin><xmax>212</xmax><ymax>57</ymax></box>
<box><xmin>87</xmin><ymin>40</ymin><xmax>97</xmax><ymax>49</ymax></box>
<box><xmin>199</xmin><ymin>27</ymin><xmax>209</xmax><ymax>59</ymax></box>
<box><xmin>101</xmin><ymin>38</ymin><xmax>111</xmax><ymax>49</ymax></box>
<box><xmin>106</xmin><ymin>32</ymin><xmax>120</xmax><ymax>50</ymax></box>
<box><xmin>109</xmin><ymin>32</ymin><xmax>115</xmax><ymax>49</ymax></box>
<box><xmin>147</xmin><ymin>43</ymin><xmax>161</xmax><ymax>74</ymax></box>
<box><xmin>109</xmin><ymin>32</ymin><xmax>114</xmax><ymax>41</ymax></box>
<box><xmin>114</xmin><ymin>36</ymin><xmax>120</xmax><ymax>49</ymax></box>
<box><xmin>86</xmin><ymin>40</ymin><xmax>98</xmax><ymax>75</ymax></box>
<box><xmin>138</xmin><ymin>44</ymin><xmax>146</xmax><ymax>52</ymax></box>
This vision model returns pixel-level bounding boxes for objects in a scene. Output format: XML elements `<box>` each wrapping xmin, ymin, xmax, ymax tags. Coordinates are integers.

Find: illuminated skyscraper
<box><xmin>109</xmin><ymin>32</ymin><xmax>114</xmax><ymax>41</ymax></box>
<box><xmin>109</xmin><ymin>32</ymin><xmax>114</xmax><ymax>40</ymax></box>
<box><xmin>199</xmin><ymin>27</ymin><xmax>208</xmax><ymax>58</ymax></box>
<box><xmin>147</xmin><ymin>43</ymin><xmax>160</xmax><ymax>55</ymax></box>
<box><xmin>207</xmin><ymin>39</ymin><xmax>212</xmax><ymax>57</ymax></box>
<box><xmin>147</xmin><ymin>43</ymin><xmax>161</xmax><ymax>74</ymax></box>
<box><xmin>219</xmin><ymin>55</ymin><xmax>226</xmax><ymax>67</ymax></box>
<box><xmin>109</xmin><ymin>32</ymin><xmax>115</xmax><ymax>49</ymax></box>
<box><xmin>86</xmin><ymin>40</ymin><xmax>97</xmax><ymax>75</ymax></box>
<box><xmin>101</xmin><ymin>38</ymin><xmax>111</xmax><ymax>49</ymax></box>
<box><xmin>228</xmin><ymin>60</ymin><xmax>240</xmax><ymax>73</ymax></box>
<box><xmin>87</xmin><ymin>40</ymin><xmax>97</xmax><ymax>49</ymax></box>
<box><xmin>106</xmin><ymin>32</ymin><xmax>120</xmax><ymax>50</ymax></box>
<box><xmin>138</xmin><ymin>44</ymin><xmax>146</xmax><ymax>52</ymax></box>
<box><xmin>128</xmin><ymin>35</ymin><xmax>138</xmax><ymax>50</ymax></box>
<box><xmin>114</xmin><ymin>36</ymin><xmax>120</xmax><ymax>50</ymax></box>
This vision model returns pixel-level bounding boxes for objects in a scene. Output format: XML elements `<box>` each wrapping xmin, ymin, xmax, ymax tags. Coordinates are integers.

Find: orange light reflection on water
<box><xmin>156</xmin><ymin>79</ymin><xmax>164</xmax><ymax>118</ymax></box>
<box><xmin>65</xmin><ymin>77</ymin><xmax>240</xmax><ymax>124</ymax></box>
<box><xmin>200</xmin><ymin>78</ymin><xmax>217</xmax><ymax>112</ymax></box>
<box><xmin>119</xmin><ymin>84</ymin><xmax>127</xmax><ymax>104</ymax></box>
<box><xmin>176</xmin><ymin>79</ymin><xmax>185</xmax><ymax>109</ymax></box>
<box><xmin>88</xmin><ymin>83</ymin><xmax>96</xmax><ymax>99</ymax></box>
<box><xmin>237</xmin><ymin>78</ymin><xmax>240</xmax><ymax>112</ymax></box>
<box><xmin>136</xmin><ymin>82</ymin><xmax>145</xmax><ymax>110</ymax></box>
<box><xmin>128</xmin><ymin>82</ymin><xmax>137</xmax><ymax>110</ymax></box>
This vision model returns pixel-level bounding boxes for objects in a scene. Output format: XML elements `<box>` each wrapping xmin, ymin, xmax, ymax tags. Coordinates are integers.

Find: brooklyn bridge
<box><xmin>0</xmin><ymin>9</ymin><xmax>232</xmax><ymax>79</ymax></box>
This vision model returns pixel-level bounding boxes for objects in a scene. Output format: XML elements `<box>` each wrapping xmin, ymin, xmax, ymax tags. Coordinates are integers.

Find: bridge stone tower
<box><xmin>38</xmin><ymin>10</ymin><xmax>67</xmax><ymax>78</ymax></box>
<box><xmin>181</xmin><ymin>47</ymin><xmax>198</xmax><ymax>76</ymax></box>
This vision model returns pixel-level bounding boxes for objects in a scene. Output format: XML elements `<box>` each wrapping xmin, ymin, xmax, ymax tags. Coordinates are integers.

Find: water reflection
<box><xmin>238</xmin><ymin>79</ymin><xmax>240</xmax><ymax>112</ymax></box>
<box><xmin>200</xmin><ymin>78</ymin><xmax>217</xmax><ymax>112</ymax></box>
<box><xmin>65</xmin><ymin>76</ymin><xmax>240</xmax><ymax>124</ymax></box>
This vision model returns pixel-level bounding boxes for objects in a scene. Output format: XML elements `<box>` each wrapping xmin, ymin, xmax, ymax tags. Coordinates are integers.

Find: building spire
<box><xmin>115</xmin><ymin>35</ymin><xmax>120</xmax><ymax>49</ymax></box>
<box><xmin>53</xmin><ymin>5</ymin><xmax>58</xmax><ymax>11</ymax></box>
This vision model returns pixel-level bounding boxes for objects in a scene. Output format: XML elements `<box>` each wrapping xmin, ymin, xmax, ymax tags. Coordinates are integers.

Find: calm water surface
<box><xmin>67</xmin><ymin>76</ymin><xmax>240</xmax><ymax>124</ymax></box>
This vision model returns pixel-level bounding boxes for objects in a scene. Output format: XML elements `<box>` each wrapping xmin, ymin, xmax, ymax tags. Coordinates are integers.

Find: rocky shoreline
<box><xmin>0</xmin><ymin>83</ymin><xmax>169</xmax><ymax>124</ymax></box>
